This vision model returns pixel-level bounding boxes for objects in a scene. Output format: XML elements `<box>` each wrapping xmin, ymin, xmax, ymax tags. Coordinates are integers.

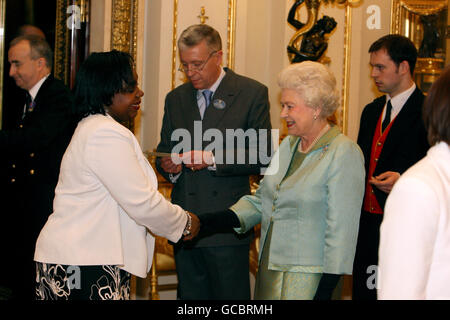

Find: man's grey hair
<box><xmin>10</xmin><ymin>34</ymin><xmax>53</xmax><ymax>69</ymax></box>
<box><xmin>178</xmin><ymin>24</ymin><xmax>222</xmax><ymax>53</ymax></box>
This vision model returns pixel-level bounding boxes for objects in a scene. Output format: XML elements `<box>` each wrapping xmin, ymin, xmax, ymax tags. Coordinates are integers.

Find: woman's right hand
<box><xmin>183</xmin><ymin>212</ymin><xmax>200</xmax><ymax>241</ymax></box>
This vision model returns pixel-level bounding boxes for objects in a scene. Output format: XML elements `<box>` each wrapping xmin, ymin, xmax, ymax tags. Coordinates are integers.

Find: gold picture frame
<box><xmin>110</xmin><ymin>0</ymin><xmax>139</xmax><ymax>132</ymax></box>
<box><xmin>0</xmin><ymin>0</ymin><xmax>5</xmax><ymax>128</ymax></box>
<box><xmin>111</xmin><ymin>0</ymin><xmax>138</xmax><ymax>62</ymax></box>
<box><xmin>54</xmin><ymin>0</ymin><xmax>71</xmax><ymax>85</ymax></box>
<box><xmin>391</xmin><ymin>0</ymin><xmax>448</xmax><ymax>93</ymax></box>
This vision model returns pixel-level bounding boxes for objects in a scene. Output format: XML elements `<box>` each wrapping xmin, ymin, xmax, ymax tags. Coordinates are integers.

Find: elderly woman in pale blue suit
<box><xmin>199</xmin><ymin>61</ymin><xmax>365</xmax><ymax>300</ymax></box>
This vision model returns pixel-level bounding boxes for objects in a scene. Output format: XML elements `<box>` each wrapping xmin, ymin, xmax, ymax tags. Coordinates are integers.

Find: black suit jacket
<box><xmin>357</xmin><ymin>87</ymin><xmax>429</xmax><ymax>210</ymax></box>
<box><xmin>0</xmin><ymin>75</ymin><xmax>76</xmax><ymax>244</ymax></box>
<box><xmin>156</xmin><ymin>68</ymin><xmax>272</xmax><ymax>247</ymax></box>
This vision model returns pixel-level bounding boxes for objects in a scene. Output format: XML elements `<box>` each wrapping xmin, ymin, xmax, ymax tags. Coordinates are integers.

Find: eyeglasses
<box><xmin>178</xmin><ymin>51</ymin><xmax>218</xmax><ymax>73</ymax></box>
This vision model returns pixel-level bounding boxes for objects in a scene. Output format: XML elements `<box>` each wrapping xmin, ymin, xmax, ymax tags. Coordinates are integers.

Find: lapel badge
<box><xmin>28</xmin><ymin>101</ymin><xmax>36</xmax><ymax>113</ymax></box>
<box><xmin>213</xmin><ymin>99</ymin><xmax>226</xmax><ymax>110</ymax></box>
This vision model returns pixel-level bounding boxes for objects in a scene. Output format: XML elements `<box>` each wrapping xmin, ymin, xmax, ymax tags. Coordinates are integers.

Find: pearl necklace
<box><xmin>298</xmin><ymin>123</ymin><xmax>330</xmax><ymax>153</ymax></box>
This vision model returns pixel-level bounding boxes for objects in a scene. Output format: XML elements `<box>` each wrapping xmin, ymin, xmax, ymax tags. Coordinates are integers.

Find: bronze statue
<box><xmin>287</xmin><ymin>0</ymin><xmax>359</xmax><ymax>63</ymax></box>
<box><xmin>288</xmin><ymin>14</ymin><xmax>337</xmax><ymax>63</ymax></box>
<box><xmin>418</xmin><ymin>14</ymin><xmax>441</xmax><ymax>58</ymax></box>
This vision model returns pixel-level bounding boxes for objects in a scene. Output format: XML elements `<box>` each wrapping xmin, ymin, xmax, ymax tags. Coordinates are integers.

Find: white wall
<box><xmin>137</xmin><ymin>0</ymin><xmax>394</xmax><ymax>151</ymax></box>
<box><xmin>90</xmin><ymin>0</ymin><xmax>449</xmax><ymax>149</ymax></box>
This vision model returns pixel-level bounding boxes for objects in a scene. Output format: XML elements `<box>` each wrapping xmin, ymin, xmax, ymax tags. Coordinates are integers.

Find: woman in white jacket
<box><xmin>378</xmin><ymin>66</ymin><xmax>450</xmax><ymax>299</ymax></box>
<box><xmin>34</xmin><ymin>51</ymin><xmax>199</xmax><ymax>300</ymax></box>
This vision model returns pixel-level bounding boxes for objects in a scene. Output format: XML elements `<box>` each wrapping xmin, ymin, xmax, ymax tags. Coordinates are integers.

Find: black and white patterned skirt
<box><xmin>35</xmin><ymin>262</ymin><xmax>131</xmax><ymax>300</ymax></box>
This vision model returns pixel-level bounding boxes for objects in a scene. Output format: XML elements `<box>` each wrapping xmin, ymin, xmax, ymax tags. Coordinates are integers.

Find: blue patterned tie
<box><xmin>202</xmin><ymin>89</ymin><xmax>213</xmax><ymax>108</ymax></box>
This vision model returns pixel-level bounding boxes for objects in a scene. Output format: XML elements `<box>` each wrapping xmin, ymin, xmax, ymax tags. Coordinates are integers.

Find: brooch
<box><xmin>318</xmin><ymin>144</ymin><xmax>329</xmax><ymax>160</ymax></box>
<box><xmin>213</xmin><ymin>99</ymin><xmax>226</xmax><ymax>110</ymax></box>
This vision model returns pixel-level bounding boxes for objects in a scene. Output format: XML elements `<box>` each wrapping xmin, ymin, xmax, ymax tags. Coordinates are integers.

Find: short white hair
<box><xmin>277</xmin><ymin>61</ymin><xmax>339</xmax><ymax>118</ymax></box>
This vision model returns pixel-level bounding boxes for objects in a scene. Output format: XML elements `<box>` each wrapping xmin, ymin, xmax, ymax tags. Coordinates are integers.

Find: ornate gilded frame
<box><xmin>111</xmin><ymin>0</ymin><xmax>138</xmax><ymax>62</ymax></box>
<box><xmin>110</xmin><ymin>0</ymin><xmax>139</xmax><ymax>131</ymax></box>
<box><xmin>390</xmin><ymin>0</ymin><xmax>448</xmax><ymax>92</ymax></box>
<box><xmin>342</xmin><ymin>4</ymin><xmax>354</xmax><ymax>135</ymax></box>
<box><xmin>0</xmin><ymin>0</ymin><xmax>5</xmax><ymax>128</ymax></box>
<box><xmin>54</xmin><ymin>0</ymin><xmax>71</xmax><ymax>84</ymax></box>
<box><xmin>54</xmin><ymin>0</ymin><xmax>90</xmax><ymax>86</ymax></box>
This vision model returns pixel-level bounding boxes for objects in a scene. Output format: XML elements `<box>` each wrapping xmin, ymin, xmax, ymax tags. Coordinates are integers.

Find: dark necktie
<box><xmin>382</xmin><ymin>100</ymin><xmax>392</xmax><ymax>132</ymax></box>
<box><xmin>23</xmin><ymin>92</ymin><xmax>33</xmax><ymax>118</ymax></box>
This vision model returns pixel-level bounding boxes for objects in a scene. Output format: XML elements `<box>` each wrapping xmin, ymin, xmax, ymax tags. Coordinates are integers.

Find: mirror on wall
<box><xmin>0</xmin><ymin>0</ymin><xmax>90</xmax><ymax>129</ymax></box>
<box><xmin>391</xmin><ymin>0</ymin><xmax>449</xmax><ymax>93</ymax></box>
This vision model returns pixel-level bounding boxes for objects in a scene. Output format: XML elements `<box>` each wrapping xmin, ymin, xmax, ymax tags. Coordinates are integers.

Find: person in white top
<box><xmin>378</xmin><ymin>66</ymin><xmax>450</xmax><ymax>299</ymax></box>
<box><xmin>34</xmin><ymin>51</ymin><xmax>200</xmax><ymax>300</ymax></box>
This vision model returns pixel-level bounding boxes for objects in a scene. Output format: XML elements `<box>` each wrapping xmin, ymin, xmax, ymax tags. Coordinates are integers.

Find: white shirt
<box><xmin>196</xmin><ymin>68</ymin><xmax>226</xmax><ymax>119</ymax></box>
<box><xmin>378</xmin><ymin>142</ymin><xmax>450</xmax><ymax>299</ymax></box>
<box><xmin>35</xmin><ymin>114</ymin><xmax>187</xmax><ymax>278</ymax></box>
<box><xmin>382</xmin><ymin>83</ymin><xmax>416</xmax><ymax>124</ymax></box>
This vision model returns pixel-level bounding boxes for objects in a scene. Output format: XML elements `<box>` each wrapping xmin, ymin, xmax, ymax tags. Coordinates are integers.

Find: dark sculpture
<box><xmin>418</xmin><ymin>14</ymin><xmax>441</xmax><ymax>58</ymax></box>
<box><xmin>287</xmin><ymin>0</ymin><xmax>337</xmax><ymax>63</ymax></box>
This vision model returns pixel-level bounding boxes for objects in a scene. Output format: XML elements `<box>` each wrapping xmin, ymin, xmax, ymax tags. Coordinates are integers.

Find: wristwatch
<box><xmin>183</xmin><ymin>211</ymin><xmax>192</xmax><ymax>236</ymax></box>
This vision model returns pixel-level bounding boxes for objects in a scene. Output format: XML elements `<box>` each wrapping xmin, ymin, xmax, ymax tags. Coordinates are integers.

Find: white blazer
<box><xmin>378</xmin><ymin>142</ymin><xmax>450</xmax><ymax>299</ymax></box>
<box><xmin>34</xmin><ymin>114</ymin><xmax>187</xmax><ymax>278</ymax></box>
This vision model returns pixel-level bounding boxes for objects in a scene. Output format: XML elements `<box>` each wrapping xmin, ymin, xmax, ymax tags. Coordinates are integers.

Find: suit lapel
<box><xmin>33</xmin><ymin>75</ymin><xmax>52</xmax><ymax>107</ymax></box>
<box><xmin>378</xmin><ymin>88</ymin><xmax>422</xmax><ymax>165</ymax></box>
<box><xmin>179</xmin><ymin>84</ymin><xmax>202</xmax><ymax>132</ymax></box>
<box><xmin>202</xmin><ymin>68</ymin><xmax>239</xmax><ymax>130</ymax></box>
<box><xmin>22</xmin><ymin>76</ymin><xmax>53</xmax><ymax>122</ymax></box>
<box><xmin>359</xmin><ymin>96</ymin><xmax>385</xmax><ymax>166</ymax></box>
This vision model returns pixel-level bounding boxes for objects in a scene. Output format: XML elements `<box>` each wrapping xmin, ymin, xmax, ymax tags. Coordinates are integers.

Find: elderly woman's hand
<box><xmin>183</xmin><ymin>212</ymin><xmax>200</xmax><ymax>241</ymax></box>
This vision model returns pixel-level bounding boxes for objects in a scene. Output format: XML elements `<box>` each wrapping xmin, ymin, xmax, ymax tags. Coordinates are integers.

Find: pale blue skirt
<box><xmin>254</xmin><ymin>223</ymin><xmax>322</xmax><ymax>300</ymax></box>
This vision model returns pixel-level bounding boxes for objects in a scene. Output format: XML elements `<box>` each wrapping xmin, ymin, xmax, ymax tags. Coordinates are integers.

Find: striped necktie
<box><xmin>202</xmin><ymin>89</ymin><xmax>213</xmax><ymax>108</ymax></box>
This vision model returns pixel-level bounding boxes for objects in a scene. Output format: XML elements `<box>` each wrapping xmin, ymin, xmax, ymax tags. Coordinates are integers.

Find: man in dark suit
<box><xmin>156</xmin><ymin>24</ymin><xmax>272</xmax><ymax>299</ymax></box>
<box><xmin>352</xmin><ymin>34</ymin><xmax>429</xmax><ymax>300</ymax></box>
<box><xmin>0</xmin><ymin>35</ymin><xmax>75</xmax><ymax>299</ymax></box>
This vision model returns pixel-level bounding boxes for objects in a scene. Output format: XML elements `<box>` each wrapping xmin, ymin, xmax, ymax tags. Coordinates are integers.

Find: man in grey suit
<box><xmin>156</xmin><ymin>24</ymin><xmax>272</xmax><ymax>299</ymax></box>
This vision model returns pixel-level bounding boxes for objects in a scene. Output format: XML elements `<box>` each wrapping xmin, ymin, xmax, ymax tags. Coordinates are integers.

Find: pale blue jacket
<box><xmin>231</xmin><ymin>127</ymin><xmax>365</xmax><ymax>274</ymax></box>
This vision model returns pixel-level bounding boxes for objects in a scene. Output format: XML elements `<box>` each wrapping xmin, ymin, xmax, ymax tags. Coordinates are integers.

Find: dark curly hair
<box><xmin>73</xmin><ymin>50</ymin><xmax>137</xmax><ymax>121</ymax></box>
